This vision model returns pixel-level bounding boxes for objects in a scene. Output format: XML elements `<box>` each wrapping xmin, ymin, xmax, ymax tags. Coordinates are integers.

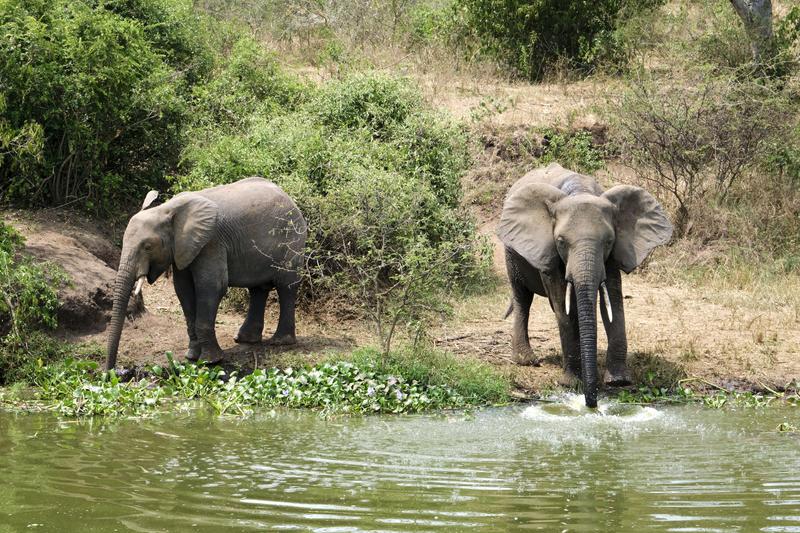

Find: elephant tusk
<box><xmin>133</xmin><ymin>276</ymin><xmax>146</xmax><ymax>297</ymax></box>
<box><xmin>600</xmin><ymin>282</ymin><xmax>612</xmax><ymax>323</ymax></box>
<box><xmin>565</xmin><ymin>282</ymin><xmax>572</xmax><ymax>315</ymax></box>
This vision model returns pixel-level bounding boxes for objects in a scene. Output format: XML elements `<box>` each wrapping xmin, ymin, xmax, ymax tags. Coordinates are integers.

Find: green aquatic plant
<box><xmin>616</xmin><ymin>375</ymin><xmax>799</xmax><ymax>409</ymax></box>
<box><xmin>2</xmin><ymin>349</ymin><xmax>509</xmax><ymax>417</ymax></box>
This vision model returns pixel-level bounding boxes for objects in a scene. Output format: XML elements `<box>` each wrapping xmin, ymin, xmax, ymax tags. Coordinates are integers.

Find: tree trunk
<box><xmin>729</xmin><ymin>0</ymin><xmax>774</xmax><ymax>66</ymax></box>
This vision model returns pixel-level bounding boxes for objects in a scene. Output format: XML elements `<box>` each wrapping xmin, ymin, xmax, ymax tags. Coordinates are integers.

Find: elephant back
<box><xmin>514</xmin><ymin>163</ymin><xmax>604</xmax><ymax>197</ymax></box>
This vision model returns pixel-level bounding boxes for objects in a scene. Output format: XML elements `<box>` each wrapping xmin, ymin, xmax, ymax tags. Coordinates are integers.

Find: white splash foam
<box><xmin>521</xmin><ymin>393</ymin><xmax>662</xmax><ymax>424</ymax></box>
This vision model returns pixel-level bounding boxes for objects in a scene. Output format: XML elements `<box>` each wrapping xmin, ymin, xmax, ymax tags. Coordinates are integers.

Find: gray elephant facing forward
<box><xmin>106</xmin><ymin>177</ymin><xmax>307</xmax><ymax>370</ymax></box>
<box><xmin>497</xmin><ymin>163</ymin><xmax>673</xmax><ymax>408</ymax></box>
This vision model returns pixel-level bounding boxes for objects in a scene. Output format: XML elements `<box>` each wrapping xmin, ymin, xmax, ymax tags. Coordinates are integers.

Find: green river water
<box><xmin>0</xmin><ymin>395</ymin><xmax>798</xmax><ymax>532</ymax></box>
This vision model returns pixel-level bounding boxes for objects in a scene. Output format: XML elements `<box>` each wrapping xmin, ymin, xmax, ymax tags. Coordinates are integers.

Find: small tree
<box><xmin>615</xmin><ymin>72</ymin><xmax>787</xmax><ymax>235</ymax></box>
<box><xmin>303</xmin><ymin>171</ymin><xmax>489</xmax><ymax>353</ymax></box>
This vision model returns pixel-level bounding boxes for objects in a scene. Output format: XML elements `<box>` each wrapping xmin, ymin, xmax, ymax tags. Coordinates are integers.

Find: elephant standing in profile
<box><xmin>497</xmin><ymin>163</ymin><xmax>673</xmax><ymax>407</ymax></box>
<box><xmin>106</xmin><ymin>177</ymin><xmax>307</xmax><ymax>370</ymax></box>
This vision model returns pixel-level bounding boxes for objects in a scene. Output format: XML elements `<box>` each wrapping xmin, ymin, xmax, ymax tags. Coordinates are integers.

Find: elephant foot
<box><xmin>559</xmin><ymin>369</ymin><xmax>581</xmax><ymax>388</ymax></box>
<box><xmin>265</xmin><ymin>334</ymin><xmax>297</xmax><ymax>346</ymax></box>
<box><xmin>198</xmin><ymin>343</ymin><xmax>224</xmax><ymax>365</ymax></box>
<box><xmin>186</xmin><ymin>340</ymin><xmax>201</xmax><ymax>362</ymax></box>
<box><xmin>234</xmin><ymin>327</ymin><xmax>263</xmax><ymax>344</ymax></box>
<box><xmin>603</xmin><ymin>368</ymin><xmax>632</xmax><ymax>387</ymax></box>
<box><xmin>512</xmin><ymin>349</ymin><xmax>541</xmax><ymax>366</ymax></box>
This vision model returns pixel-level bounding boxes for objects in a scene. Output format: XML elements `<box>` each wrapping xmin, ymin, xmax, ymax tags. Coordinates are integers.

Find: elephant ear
<box><xmin>603</xmin><ymin>185</ymin><xmax>673</xmax><ymax>273</ymax></box>
<box><xmin>171</xmin><ymin>193</ymin><xmax>219</xmax><ymax>270</ymax></box>
<box><xmin>497</xmin><ymin>180</ymin><xmax>566</xmax><ymax>272</ymax></box>
<box><xmin>141</xmin><ymin>190</ymin><xmax>159</xmax><ymax>210</ymax></box>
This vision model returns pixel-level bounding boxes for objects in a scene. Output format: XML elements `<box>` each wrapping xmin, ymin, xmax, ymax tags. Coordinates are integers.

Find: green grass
<box><xmin>348</xmin><ymin>346</ymin><xmax>511</xmax><ymax>405</ymax></box>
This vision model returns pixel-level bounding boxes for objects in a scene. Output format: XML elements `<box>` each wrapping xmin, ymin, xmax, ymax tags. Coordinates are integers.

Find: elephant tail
<box><xmin>503</xmin><ymin>299</ymin><xmax>513</xmax><ymax>319</ymax></box>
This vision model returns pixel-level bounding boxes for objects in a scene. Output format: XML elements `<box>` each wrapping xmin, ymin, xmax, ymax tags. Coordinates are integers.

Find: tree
<box><xmin>729</xmin><ymin>0</ymin><xmax>774</xmax><ymax>66</ymax></box>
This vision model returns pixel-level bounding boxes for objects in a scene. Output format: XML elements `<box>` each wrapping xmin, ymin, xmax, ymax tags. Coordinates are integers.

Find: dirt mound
<box><xmin>4</xmin><ymin>210</ymin><xmax>143</xmax><ymax>333</ymax></box>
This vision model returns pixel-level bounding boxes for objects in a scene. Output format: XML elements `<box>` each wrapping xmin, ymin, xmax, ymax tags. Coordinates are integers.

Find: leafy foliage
<box><xmin>0</xmin><ymin>0</ymin><xmax>214</xmax><ymax>212</ymax></box>
<box><xmin>177</xmin><ymin>71</ymin><xmax>489</xmax><ymax>345</ymax></box>
<box><xmin>450</xmin><ymin>0</ymin><xmax>664</xmax><ymax>79</ymax></box>
<box><xmin>9</xmin><ymin>348</ymin><xmax>511</xmax><ymax>417</ymax></box>
<box><xmin>0</xmin><ymin>222</ymin><xmax>64</xmax><ymax>383</ymax></box>
<box><xmin>350</xmin><ymin>346</ymin><xmax>510</xmax><ymax>405</ymax></box>
<box><xmin>617</xmin><ymin>375</ymin><xmax>800</xmax><ymax>409</ymax></box>
<box><xmin>539</xmin><ymin>128</ymin><xmax>605</xmax><ymax>174</ymax></box>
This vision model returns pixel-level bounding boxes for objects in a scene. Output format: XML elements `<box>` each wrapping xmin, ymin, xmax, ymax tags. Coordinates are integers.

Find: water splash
<box><xmin>521</xmin><ymin>393</ymin><xmax>662</xmax><ymax>424</ymax></box>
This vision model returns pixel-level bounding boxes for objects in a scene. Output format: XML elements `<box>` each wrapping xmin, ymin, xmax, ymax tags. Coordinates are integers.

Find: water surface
<box><xmin>1</xmin><ymin>396</ymin><xmax>798</xmax><ymax>532</ymax></box>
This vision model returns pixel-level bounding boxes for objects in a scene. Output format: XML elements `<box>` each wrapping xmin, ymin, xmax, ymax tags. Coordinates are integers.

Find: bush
<box><xmin>0</xmin><ymin>222</ymin><xmax>64</xmax><ymax>384</ymax></box>
<box><xmin>539</xmin><ymin>128</ymin><xmax>605</xmax><ymax>174</ymax></box>
<box><xmin>176</xmin><ymin>71</ymin><xmax>489</xmax><ymax>345</ymax></box>
<box><xmin>614</xmin><ymin>70</ymin><xmax>788</xmax><ymax>234</ymax></box>
<box><xmin>0</xmin><ymin>0</ymin><xmax>214</xmax><ymax>213</ymax></box>
<box><xmin>450</xmin><ymin>0</ymin><xmax>664</xmax><ymax>80</ymax></box>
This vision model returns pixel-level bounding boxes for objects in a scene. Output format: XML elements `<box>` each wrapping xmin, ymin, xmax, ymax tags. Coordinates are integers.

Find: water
<box><xmin>1</xmin><ymin>395</ymin><xmax>798</xmax><ymax>532</ymax></box>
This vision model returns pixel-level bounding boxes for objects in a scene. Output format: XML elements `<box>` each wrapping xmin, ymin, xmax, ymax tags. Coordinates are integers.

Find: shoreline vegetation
<box><xmin>1</xmin><ymin>349</ymin><xmax>798</xmax><ymax>418</ymax></box>
<box><xmin>2</xmin><ymin>0</ymin><xmax>800</xmax><ymax>416</ymax></box>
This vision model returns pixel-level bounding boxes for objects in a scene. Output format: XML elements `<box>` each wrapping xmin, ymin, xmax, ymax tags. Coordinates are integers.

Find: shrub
<box><xmin>0</xmin><ymin>0</ymin><xmax>214</xmax><ymax>213</ymax></box>
<box><xmin>304</xmin><ymin>169</ymin><xmax>490</xmax><ymax>351</ymax></box>
<box><xmin>614</xmin><ymin>70</ymin><xmax>788</xmax><ymax>234</ymax></box>
<box><xmin>0</xmin><ymin>222</ymin><xmax>64</xmax><ymax>384</ymax></box>
<box><xmin>190</xmin><ymin>37</ymin><xmax>306</xmax><ymax>132</ymax></box>
<box><xmin>539</xmin><ymin>128</ymin><xmax>605</xmax><ymax>174</ymax></box>
<box><xmin>176</xmin><ymin>71</ymin><xmax>489</xmax><ymax>344</ymax></box>
<box><xmin>450</xmin><ymin>0</ymin><xmax>664</xmax><ymax>80</ymax></box>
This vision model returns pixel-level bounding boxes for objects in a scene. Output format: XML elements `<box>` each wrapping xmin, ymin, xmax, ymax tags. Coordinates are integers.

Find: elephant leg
<box><xmin>509</xmin><ymin>282</ymin><xmax>538</xmax><ymax>366</ymax></box>
<box><xmin>191</xmin><ymin>245</ymin><xmax>228</xmax><ymax>364</ymax></box>
<box><xmin>268</xmin><ymin>282</ymin><xmax>298</xmax><ymax>345</ymax></box>
<box><xmin>173</xmin><ymin>268</ymin><xmax>200</xmax><ymax>361</ymax></box>
<box><xmin>234</xmin><ymin>286</ymin><xmax>270</xmax><ymax>344</ymax></box>
<box><xmin>542</xmin><ymin>272</ymin><xmax>581</xmax><ymax>386</ymax></box>
<box><xmin>601</xmin><ymin>266</ymin><xmax>630</xmax><ymax>386</ymax></box>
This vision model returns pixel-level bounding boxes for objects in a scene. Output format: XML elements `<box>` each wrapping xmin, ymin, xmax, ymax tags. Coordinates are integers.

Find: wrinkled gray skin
<box><xmin>106</xmin><ymin>177</ymin><xmax>307</xmax><ymax>370</ymax></box>
<box><xmin>497</xmin><ymin>163</ymin><xmax>673</xmax><ymax>407</ymax></box>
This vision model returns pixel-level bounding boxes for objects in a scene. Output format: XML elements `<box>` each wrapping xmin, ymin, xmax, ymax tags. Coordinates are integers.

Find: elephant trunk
<box><xmin>575</xmin><ymin>284</ymin><xmax>599</xmax><ymax>408</ymax></box>
<box><xmin>570</xmin><ymin>242</ymin><xmax>604</xmax><ymax>408</ymax></box>
<box><xmin>106</xmin><ymin>259</ymin><xmax>137</xmax><ymax>371</ymax></box>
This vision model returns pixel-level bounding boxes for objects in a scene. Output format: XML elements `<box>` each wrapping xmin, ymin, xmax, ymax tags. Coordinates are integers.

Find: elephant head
<box><xmin>498</xmin><ymin>178</ymin><xmax>672</xmax><ymax>407</ymax></box>
<box><xmin>105</xmin><ymin>191</ymin><xmax>219</xmax><ymax>370</ymax></box>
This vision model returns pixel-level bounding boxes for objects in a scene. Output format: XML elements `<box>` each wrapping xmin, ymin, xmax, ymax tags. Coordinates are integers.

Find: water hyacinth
<box><xmin>7</xmin><ymin>355</ymin><xmax>484</xmax><ymax>417</ymax></box>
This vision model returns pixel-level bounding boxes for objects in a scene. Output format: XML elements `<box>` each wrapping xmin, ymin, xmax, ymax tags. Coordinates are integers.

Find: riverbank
<box><xmin>4</xmin><ymin>203</ymin><xmax>798</xmax><ymax>401</ymax></box>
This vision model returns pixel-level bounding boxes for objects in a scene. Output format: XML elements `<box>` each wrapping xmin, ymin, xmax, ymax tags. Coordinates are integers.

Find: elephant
<box><xmin>105</xmin><ymin>177</ymin><xmax>307</xmax><ymax>370</ymax></box>
<box><xmin>497</xmin><ymin>163</ymin><xmax>673</xmax><ymax>407</ymax></box>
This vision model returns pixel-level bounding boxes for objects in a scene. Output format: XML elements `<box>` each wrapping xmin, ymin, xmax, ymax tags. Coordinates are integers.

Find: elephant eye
<box><xmin>143</xmin><ymin>242</ymin><xmax>153</xmax><ymax>251</ymax></box>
